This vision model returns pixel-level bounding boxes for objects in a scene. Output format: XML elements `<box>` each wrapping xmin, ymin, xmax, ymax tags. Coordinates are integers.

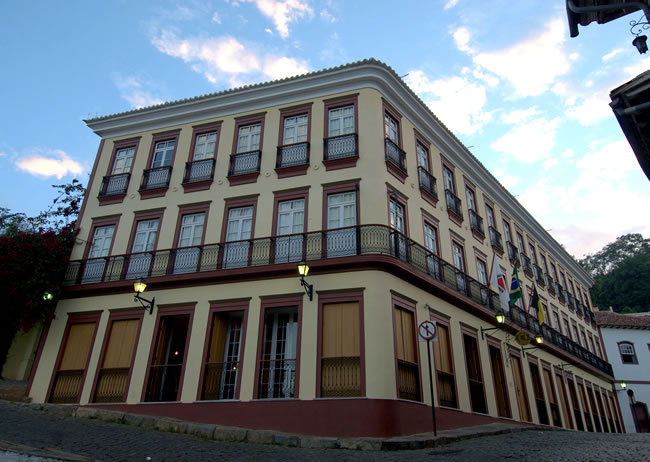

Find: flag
<box><xmin>509</xmin><ymin>263</ymin><xmax>523</xmax><ymax>306</ymax></box>
<box><xmin>531</xmin><ymin>285</ymin><xmax>545</xmax><ymax>324</ymax></box>
<box><xmin>490</xmin><ymin>254</ymin><xmax>510</xmax><ymax>313</ymax></box>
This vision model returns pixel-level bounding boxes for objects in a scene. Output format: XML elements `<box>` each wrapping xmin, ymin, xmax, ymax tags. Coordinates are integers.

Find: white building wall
<box><xmin>601</xmin><ymin>325</ymin><xmax>650</xmax><ymax>433</ymax></box>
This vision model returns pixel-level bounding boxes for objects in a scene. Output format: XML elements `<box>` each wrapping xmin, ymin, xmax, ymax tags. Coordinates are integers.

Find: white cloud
<box><xmin>473</xmin><ymin>19</ymin><xmax>571</xmax><ymax>97</ymax></box>
<box><xmin>405</xmin><ymin>70</ymin><xmax>492</xmax><ymax>135</ymax></box>
<box><xmin>16</xmin><ymin>149</ymin><xmax>84</xmax><ymax>179</ymax></box>
<box><xmin>0</xmin><ymin>152</ymin><xmax>7</xmax><ymax>158</ymax></box>
<box><xmin>490</xmin><ymin>117</ymin><xmax>561</xmax><ymax>163</ymax></box>
<box><xmin>543</xmin><ymin>158</ymin><xmax>558</xmax><ymax>170</ymax></box>
<box><xmin>452</xmin><ymin>27</ymin><xmax>474</xmax><ymax>54</ymax></box>
<box><xmin>517</xmin><ymin>140</ymin><xmax>650</xmax><ymax>258</ymax></box>
<box><xmin>242</xmin><ymin>0</ymin><xmax>313</xmax><ymax>39</ymax></box>
<box><xmin>602</xmin><ymin>47</ymin><xmax>625</xmax><ymax>61</ymax></box>
<box><xmin>500</xmin><ymin>107</ymin><xmax>542</xmax><ymax>124</ymax></box>
<box><xmin>497</xmin><ymin>175</ymin><xmax>521</xmax><ymax>190</ymax></box>
<box><xmin>112</xmin><ymin>74</ymin><xmax>164</xmax><ymax>109</ymax></box>
<box><xmin>265</xmin><ymin>28</ymin><xmax>273</xmax><ymax>35</ymax></box>
<box><xmin>565</xmin><ymin>91</ymin><xmax>611</xmax><ymax>126</ymax></box>
<box><xmin>151</xmin><ymin>30</ymin><xmax>309</xmax><ymax>86</ymax></box>
<box><xmin>320</xmin><ymin>9</ymin><xmax>336</xmax><ymax>23</ymax></box>
<box><xmin>444</xmin><ymin>0</ymin><xmax>459</xmax><ymax>9</ymax></box>
<box><xmin>212</xmin><ymin>12</ymin><xmax>222</xmax><ymax>24</ymax></box>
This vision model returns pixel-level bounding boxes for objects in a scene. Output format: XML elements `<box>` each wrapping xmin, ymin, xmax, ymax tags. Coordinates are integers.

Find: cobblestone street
<box><xmin>0</xmin><ymin>401</ymin><xmax>649</xmax><ymax>461</ymax></box>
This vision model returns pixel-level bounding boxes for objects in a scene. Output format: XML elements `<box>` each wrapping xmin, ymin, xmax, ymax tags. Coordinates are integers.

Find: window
<box><xmin>93</xmin><ymin>315</ymin><xmax>141</xmax><ymax>403</ymax></box>
<box><xmin>572</xmin><ymin>324</ymin><xmax>579</xmax><ymax>344</ymax></box>
<box><xmin>389</xmin><ymin>196</ymin><xmax>407</xmax><ymax>260</ymax></box>
<box><xmin>503</xmin><ymin>220</ymin><xmax>512</xmax><ymax>243</ymax></box>
<box><xmin>320</xmin><ymin>301</ymin><xmax>362</xmax><ymax>397</ymax></box>
<box><xmin>82</xmin><ymin>224</ymin><xmax>116</xmax><ymax>283</ymax></box>
<box><xmin>228</xmin><ymin>115</ymin><xmax>264</xmax><ymax>182</ymax></box>
<box><xmin>144</xmin><ymin>310</ymin><xmax>192</xmax><ymax>402</ymax></box>
<box><xmin>258</xmin><ymin>307</ymin><xmax>299</xmax><ymax>399</ymax></box>
<box><xmin>173</xmin><ymin>212</ymin><xmax>205</xmax><ymax>274</ymax></box>
<box><xmin>589</xmin><ymin>335</ymin><xmax>596</xmax><ymax>354</ymax></box>
<box><xmin>452</xmin><ymin>241</ymin><xmax>467</xmax><ymax>294</ymax></box>
<box><xmin>152</xmin><ymin>140</ymin><xmax>175</xmax><ymax>168</ymax></box>
<box><xmin>393</xmin><ymin>305</ymin><xmax>421</xmax><ymax>401</ymax></box>
<box><xmin>112</xmin><ymin>147</ymin><xmax>136</xmax><ymax>175</ymax></box>
<box><xmin>528</xmin><ymin>243</ymin><xmax>537</xmax><ymax>265</ymax></box>
<box><xmin>466</xmin><ymin>188</ymin><xmax>476</xmax><ymax>211</ymax></box>
<box><xmin>488</xmin><ymin>343</ymin><xmax>511</xmax><ymax>418</ymax></box>
<box><xmin>237</xmin><ymin>124</ymin><xmax>261</xmax><ymax>153</ymax></box>
<box><xmin>323</xmin><ymin>97</ymin><xmax>358</xmax><ymax>167</ymax></box>
<box><xmin>563</xmin><ymin>317</ymin><xmax>571</xmax><ymax>339</ymax></box>
<box><xmin>618</xmin><ymin>342</ymin><xmax>638</xmax><ymax>364</ymax></box>
<box><xmin>476</xmin><ymin>258</ymin><xmax>488</xmax><ymax>285</ymax></box>
<box><xmin>443</xmin><ymin>166</ymin><xmax>455</xmax><ymax>193</ymax></box>
<box><xmin>384</xmin><ymin>112</ymin><xmax>399</xmax><ymax>143</ymax></box>
<box><xmin>383</xmin><ymin>106</ymin><xmax>406</xmax><ymax>178</ymax></box>
<box><xmin>443</xmin><ymin>164</ymin><xmax>462</xmax><ymax>219</ymax></box>
<box><xmin>274</xmin><ymin>198</ymin><xmax>305</xmax><ymax>263</ymax></box>
<box><xmin>424</xmin><ymin>222</ymin><xmax>440</xmax><ymax>278</ymax></box>
<box><xmin>595</xmin><ymin>340</ymin><xmax>603</xmax><ymax>358</ymax></box>
<box><xmin>141</xmin><ymin>131</ymin><xmax>179</xmax><ymax>194</ymax></box>
<box><xmin>529</xmin><ymin>362</ymin><xmax>549</xmax><ymax>425</ymax></box>
<box><xmin>485</xmin><ymin>205</ymin><xmax>495</xmax><ymax>228</ymax></box>
<box><xmin>100</xmin><ymin>139</ymin><xmax>141</xmax><ymax>200</ymax></box>
<box><xmin>277</xmin><ymin>108</ymin><xmax>311</xmax><ymax>173</ymax></box>
<box><xmin>540</xmin><ymin>254</ymin><xmax>549</xmax><ymax>274</ymax></box>
<box><xmin>433</xmin><ymin>321</ymin><xmax>457</xmax><ymax>408</ymax></box>
<box><xmin>553</xmin><ymin>311</ymin><xmax>561</xmax><ymax>332</ymax></box>
<box><xmin>126</xmin><ymin>218</ymin><xmax>160</xmax><ymax>279</ymax></box>
<box><xmin>551</xmin><ymin>263</ymin><xmax>559</xmax><ymax>282</ymax></box>
<box><xmin>463</xmin><ymin>333</ymin><xmax>487</xmax><ymax>414</ymax></box>
<box><xmin>326</xmin><ymin>190</ymin><xmax>357</xmax><ymax>257</ymax></box>
<box><xmin>580</xmin><ymin>328</ymin><xmax>588</xmax><ymax>349</ymax></box>
<box><xmin>48</xmin><ymin>315</ymin><xmax>99</xmax><ymax>404</ymax></box>
<box><xmin>193</xmin><ymin>132</ymin><xmax>218</xmax><ymax>161</ymax></box>
<box><xmin>201</xmin><ymin>307</ymin><xmax>246</xmax><ymax>400</ymax></box>
<box><xmin>223</xmin><ymin>206</ymin><xmax>254</xmax><ymax>268</ymax></box>
<box><xmin>328</xmin><ymin>105</ymin><xmax>355</xmax><ymax>137</ymax></box>
<box><xmin>516</xmin><ymin>232</ymin><xmax>526</xmax><ymax>256</ymax></box>
<box><xmin>416</xmin><ymin>142</ymin><xmax>429</xmax><ymax>170</ymax></box>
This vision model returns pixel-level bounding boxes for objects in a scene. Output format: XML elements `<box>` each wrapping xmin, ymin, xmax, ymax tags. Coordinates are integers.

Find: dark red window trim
<box><xmin>140</xmin><ymin>129</ymin><xmax>181</xmax><ymax>199</ymax></box>
<box><xmin>125</xmin><ymin>208</ymin><xmax>165</xmax><ymax>256</ymax></box>
<box><xmin>390</xmin><ymin>291</ymin><xmax>422</xmax><ymax>402</ymax></box>
<box><xmin>99</xmin><ymin>136</ymin><xmax>142</xmax><ymax>205</ymax></box>
<box><xmin>323</xmin><ymin>94</ymin><xmax>359</xmax><ymax>171</ymax></box>
<box><xmin>228</xmin><ymin>113</ymin><xmax>266</xmax><ymax>186</ymax></box>
<box><xmin>617</xmin><ymin>341</ymin><xmax>638</xmax><ymax>364</ymax></box>
<box><xmin>82</xmin><ymin>215</ymin><xmax>121</xmax><ymax>261</ymax></box>
<box><xmin>182</xmin><ymin>121</ymin><xmax>222</xmax><ymax>193</ymax></box>
<box><xmin>276</xmin><ymin>104</ymin><xmax>312</xmax><ymax>178</ymax></box>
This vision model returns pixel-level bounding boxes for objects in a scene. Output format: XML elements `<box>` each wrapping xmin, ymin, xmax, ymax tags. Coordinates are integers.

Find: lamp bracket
<box><xmin>480</xmin><ymin>326</ymin><xmax>502</xmax><ymax>340</ymax></box>
<box><xmin>300</xmin><ymin>277</ymin><xmax>313</xmax><ymax>301</ymax></box>
<box><xmin>630</xmin><ymin>14</ymin><xmax>650</xmax><ymax>36</ymax></box>
<box><xmin>135</xmin><ymin>293</ymin><xmax>155</xmax><ymax>315</ymax></box>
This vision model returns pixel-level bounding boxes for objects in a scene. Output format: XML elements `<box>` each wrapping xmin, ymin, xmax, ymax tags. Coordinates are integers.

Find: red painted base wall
<box><xmin>89</xmin><ymin>399</ymin><xmax>518</xmax><ymax>438</ymax></box>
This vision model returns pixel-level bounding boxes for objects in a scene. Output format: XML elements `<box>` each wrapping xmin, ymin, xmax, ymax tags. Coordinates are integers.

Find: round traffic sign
<box><xmin>418</xmin><ymin>320</ymin><xmax>437</xmax><ymax>341</ymax></box>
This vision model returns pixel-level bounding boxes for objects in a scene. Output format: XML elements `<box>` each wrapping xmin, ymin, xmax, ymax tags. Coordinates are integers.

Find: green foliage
<box><xmin>580</xmin><ymin>234</ymin><xmax>650</xmax><ymax>314</ymax></box>
<box><xmin>0</xmin><ymin>180</ymin><xmax>85</xmax><ymax>376</ymax></box>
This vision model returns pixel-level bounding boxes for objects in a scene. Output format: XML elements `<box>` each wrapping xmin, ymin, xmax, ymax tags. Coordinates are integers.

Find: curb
<box><xmin>12</xmin><ymin>400</ymin><xmax>551</xmax><ymax>452</ymax></box>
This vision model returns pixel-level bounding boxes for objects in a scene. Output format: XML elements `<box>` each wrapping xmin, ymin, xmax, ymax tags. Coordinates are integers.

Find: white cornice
<box><xmin>85</xmin><ymin>59</ymin><xmax>593</xmax><ymax>286</ymax></box>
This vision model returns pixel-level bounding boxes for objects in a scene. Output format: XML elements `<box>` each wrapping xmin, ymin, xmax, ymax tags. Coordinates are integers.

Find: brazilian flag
<box><xmin>509</xmin><ymin>264</ymin><xmax>523</xmax><ymax>305</ymax></box>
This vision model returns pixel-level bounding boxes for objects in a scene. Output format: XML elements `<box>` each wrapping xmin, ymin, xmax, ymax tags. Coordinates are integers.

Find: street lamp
<box><xmin>480</xmin><ymin>310</ymin><xmax>506</xmax><ymax>339</ymax></box>
<box><xmin>43</xmin><ymin>291</ymin><xmax>54</xmax><ymax>301</ymax></box>
<box><xmin>134</xmin><ymin>278</ymin><xmax>155</xmax><ymax>314</ymax></box>
<box><xmin>297</xmin><ymin>260</ymin><xmax>313</xmax><ymax>301</ymax></box>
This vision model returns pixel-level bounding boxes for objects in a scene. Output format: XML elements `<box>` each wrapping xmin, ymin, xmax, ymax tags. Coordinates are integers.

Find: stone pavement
<box><xmin>0</xmin><ymin>400</ymin><xmax>649</xmax><ymax>461</ymax></box>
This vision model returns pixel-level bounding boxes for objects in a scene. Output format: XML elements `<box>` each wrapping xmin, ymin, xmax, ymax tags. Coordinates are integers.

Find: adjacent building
<box><xmin>596</xmin><ymin>310</ymin><xmax>650</xmax><ymax>432</ymax></box>
<box><xmin>27</xmin><ymin>59</ymin><xmax>621</xmax><ymax>437</ymax></box>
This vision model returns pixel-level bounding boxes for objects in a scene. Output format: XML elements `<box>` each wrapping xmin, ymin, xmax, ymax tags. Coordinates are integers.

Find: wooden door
<box><xmin>511</xmin><ymin>355</ymin><xmax>531</xmax><ymax>422</ymax></box>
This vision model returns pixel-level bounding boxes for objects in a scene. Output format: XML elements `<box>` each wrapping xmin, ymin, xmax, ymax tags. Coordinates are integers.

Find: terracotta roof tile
<box><xmin>595</xmin><ymin>311</ymin><xmax>650</xmax><ymax>329</ymax></box>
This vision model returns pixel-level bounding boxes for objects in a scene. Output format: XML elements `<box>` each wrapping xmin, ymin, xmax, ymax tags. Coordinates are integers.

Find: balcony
<box><xmin>228</xmin><ymin>150</ymin><xmax>261</xmax><ymax>185</ymax></box>
<box><xmin>556</xmin><ymin>284</ymin><xmax>566</xmax><ymax>303</ymax></box>
<box><xmin>323</xmin><ymin>134</ymin><xmax>358</xmax><ymax>170</ymax></box>
<box><xmin>533</xmin><ymin>264</ymin><xmax>545</xmax><ymax>286</ymax></box>
<box><xmin>276</xmin><ymin>142</ymin><xmax>309</xmax><ymax>177</ymax></box>
<box><xmin>445</xmin><ymin>189</ymin><xmax>463</xmax><ymax>221</ymax></box>
<box><xmin>201</xmin><ymin>361</ymin><xmax>239</xmax><ymax>400</ymax></box>
<box><xmin>320</xmin><ymin>356</ymin><xmax>361</xmax><ymax>397</ymax></box>
<box><xmin>62</xmin><ymin>224</ymin><xmax>613</xmax><ymax>378</ymax></box>
<box><xmin>397</xmin><ymin>359</ymin><xmax>421</xmax><ymax>401</ymax></box>
<box><xmin>567</xmin><ymin>293</ymin><xmax>576</xmax><ymax>311</ymax></box>
<box><xmin>468</xmin><ymin>209</ymin><xmax>485</xmax><ymax>239</ymax></box>
<box><xmin>99</xmin><ymin>173</ymin><xmax>130</xmax><ymax>197</ymax></box>
<box><xmin>417</xmin><ymin>166</ymin><xmax>438</xmax><ymax>202</ymax></box>
<box><xmin>489</xmin><ymin>227</ymin><xmax>504</xmax><ymax>252</ymax></box>
<box><xmin>546</xmin><ymin>274</ymin><xmax>556</xmax><ymax>295</ymax></box>
<box><xmin>520</xmin><ymin>254</ymin><xmax>533</xmax><ymax>276</ymax></box>
<box><xmin>384</xmin><ymin>138</ymin><xmax>407</xmax><ymax>181</ymax></box>
<box><xmin>181</xmin><ymin>159</ymin><xmax>215</xmax><ymax>192</ymax></box>
<box><xmin>140</xmin><ymin>166</ymin><xmax>171</xmax><ymax>191</ymax></box>
<box><xmin>506</xmin><ymin>241</ymin><xmax>518</xmax><ymax>263</ymax></box>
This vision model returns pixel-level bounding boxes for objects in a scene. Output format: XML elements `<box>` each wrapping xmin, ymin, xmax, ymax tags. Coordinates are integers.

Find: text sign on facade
<box><xmin>418</xmin><ymin>320</ymin><xmax>437</xmax><ymax>342</ymax></box>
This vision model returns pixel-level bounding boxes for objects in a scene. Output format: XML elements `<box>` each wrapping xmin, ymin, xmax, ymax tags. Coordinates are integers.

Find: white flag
<box><xmin>490</xmin><ymin>254</ymin><xmax>510</xmax><ymax>313</ymax></box>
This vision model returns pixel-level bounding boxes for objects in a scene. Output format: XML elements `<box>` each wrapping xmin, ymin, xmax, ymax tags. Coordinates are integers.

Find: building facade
<box><xmin>596</xmin><ymin>310</ymin><xmax>650</xmax><ymax>432</ymax></box>
<box><xmin>28</xmin><ymin>59</ymin><xmax>621</xmax><ymax>437</ymax></box>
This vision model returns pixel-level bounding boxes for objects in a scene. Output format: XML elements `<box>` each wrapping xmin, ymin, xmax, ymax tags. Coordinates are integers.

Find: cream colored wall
<box><xmin>1</xmin><ymin>324</ymin><xmax>43</xmax><ymax>381</ymax></box>
<box><xmin>30</xmin><ymin>268</ymin><xmax>612</xmax><ymax>432</ymax></box>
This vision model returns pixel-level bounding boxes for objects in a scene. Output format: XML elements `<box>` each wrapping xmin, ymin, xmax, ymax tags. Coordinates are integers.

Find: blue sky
<box><xmin>1</xmin><ymin>0</ymin><xmax>649</xmax><ymax>258</ymax></box>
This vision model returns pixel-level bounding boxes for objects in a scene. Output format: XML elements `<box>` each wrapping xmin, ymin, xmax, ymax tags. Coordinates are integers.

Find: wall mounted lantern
<box><xmin>43</xmin><ymin>291</ymin><xmax>54</xmax><ymax>301</ymax></box>
<box><xmin>134</xmin><ymin>278</ymin><xmax>155</xmax><ymax>315</ymax></box>
<box><xmin>297</xmin><ymin>260</ymin><xmax>313</xmax><ymax>301</ymax></box>
<box><xmin>480</xmin><ymin>309</ymin><xmax>506</xmax><ymax>339</ymax></box>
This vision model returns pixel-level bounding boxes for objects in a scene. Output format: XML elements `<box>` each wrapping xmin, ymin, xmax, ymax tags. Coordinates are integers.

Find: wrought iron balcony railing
<box><xmin>183</xmin><ymin>158</ymin><xmax>215</xmax><ymax>183</ymax></box>
<box><xmin>417</xmin><ymin>167</ymin><xmax>438</xmax><ymax>200</ymax></box>
<box><xmin>489</xmin><ymin>227</ymin><xmax>503</xmax><ymax>252</ymax></box>
<box><xmin>229</xmin><ymin>150</ymin><xmax>261</xmax><ymax>176</ymax></box>
<box><xmin>468</xmin><ymin>209</ymin><xmax>485</xmax><ymax>237</ymax></box>
<box><xmin>63</xmin><ymin>224</ymin><xmax>613</xmax><ymax>377</ymax></box>
<box><xmin>545</xmin><ymin>274</ymin><xmax>556</xmax><ymax>294</ymax></box>
<box><xmin>94</xmin><ymin>367</ymin><xmax>129</xmax><ymax>403</ymax></box>
<box><xmin>384</xmin><ymin>138</ymin><xmax>407</xmax><ymax>174</ymax></box>
<box><xmin>445</xmin><ymin>190</ymin><xmax>463</xmax><ymax>219</ymax></box>
<box><xmin>397</xmin><ymin>359</ymin><xmax>421</xmax><ymax>401</ymax></box>
<box><xmin>277</xmin><ymin>142</ymin><xmax>309</xmax><ymax>168</ymax></box>
<box><xmin>257</xmin><ymin>358</ymin><xmax>296</xmax><ymax>399</ymax></box>
<box><xmin>567</xmin><ymin>293</ymin><xmax>576</xmax><ymax>310</ymax></box>
<box><xmin>201</xmin><ymin>361</ymin><xmax>239</xmax><ymax>400</ymax></box>
<box><xmin>320</xmin><ymin>356</ymin><xmax>361</xmax><ymax>397</ymax></box>
<box><xmin>506</xmin><ymin>241</ymin><xmax>518</xmax><ymax>262</ymax></box>
<box><xmin>324</xmin><ymin>134</ymin><xmax>358</xmax><ymax>160</ymax></box>
<box><xmin>520</xmin><ymin>253</ymin><xmax>533</xmax><ymax>274</ymax></box>
<box><xmin>99</xmin><ymin>173</ymin><xmax>130</xmax><ymax>196</ymax></box>
<box><xmin>140</xmin><ymin>166</ymin><xmax>172</xmax><ymax>190</ymax></box>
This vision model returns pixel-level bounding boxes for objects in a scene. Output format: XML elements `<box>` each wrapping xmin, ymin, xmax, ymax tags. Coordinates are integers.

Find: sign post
<box><xmin>418</xmin><ymin>320</ymin><xmax>438</xmax><ymax>436</ymax></box>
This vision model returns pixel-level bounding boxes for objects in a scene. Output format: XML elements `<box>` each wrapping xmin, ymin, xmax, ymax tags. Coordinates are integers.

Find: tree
<box><xmin>0</xmin><ymin>180</ymin><xmax>85</xmax><ymax>376</ymax></box>
<box><xmin>580</xmin><ymin>234</ymin><xmax>650</xmax><ymax>313</ymax></box>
